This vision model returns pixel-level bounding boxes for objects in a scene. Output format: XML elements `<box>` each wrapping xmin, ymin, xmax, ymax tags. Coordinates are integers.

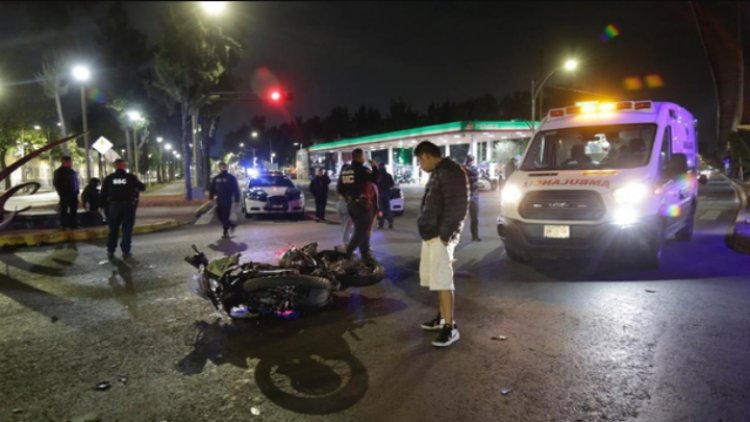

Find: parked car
<box><xmin>242</xmin><ymin>172</ymin><xmax>305</xmax><ymax>219</ymax></box>
<box><xmin>390</xmin><ymin>187</ymin><xmax>404</xmax><ymax>216</ymax></box>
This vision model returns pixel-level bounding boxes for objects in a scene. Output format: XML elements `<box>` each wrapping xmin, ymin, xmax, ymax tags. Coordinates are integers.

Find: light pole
<box><xmin>72</xmin><ymin>64</ymin><xmax>91</xmax><ymax>179</ymax></box>
<box><xmin>126</xmin><ymin>110</ymin><xmax>144</xmax><ymax>175</ymax></box>
<box><xmin>165</xmin><ymin>143</ymin><xmax>173</xmax><ymax>182</ymax></box>
<box><xmin>531</xmin><ymin>58</ymin><xmax>578</xmax><ymax>131</ymax></box>
<box><xmin>156</xmin><ymin>137</ymin><xmax>164</xmax><ymax>183</ymax></box>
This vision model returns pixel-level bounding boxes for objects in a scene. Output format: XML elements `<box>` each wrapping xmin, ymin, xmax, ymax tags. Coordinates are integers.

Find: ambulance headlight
<box><xmin>613</xmin><ymin>182</ymin><xmax>649</xmax><ymax>204</ymax></box>
<box><xmin>613</xmin><ymin>205</ymin><xmax>639</xmax><ymax>226</ymax></box>
<box><xmin>501</xmin><ymin>184</ymin><xmax>522</xmax><ymax>206</ymax></box>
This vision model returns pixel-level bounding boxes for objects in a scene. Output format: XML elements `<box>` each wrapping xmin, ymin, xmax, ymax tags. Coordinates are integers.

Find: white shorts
<box><xmin>420</xmin><ymin>237</ymin><xmax>457</xmax><ymax>291</ymax></box>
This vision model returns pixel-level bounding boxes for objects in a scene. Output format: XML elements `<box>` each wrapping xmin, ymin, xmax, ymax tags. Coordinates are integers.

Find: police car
<box><xmin>498</xmin><ymin>100</ymin><xmax>699</xmax><ymax>268</ymax></box>
<box><xmin>242</xmin><ymin>172</ymin><xmax>305</xmax><ymax>218</ymax></box>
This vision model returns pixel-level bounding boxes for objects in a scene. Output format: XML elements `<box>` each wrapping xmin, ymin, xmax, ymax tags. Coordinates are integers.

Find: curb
<box><xmin>194</xmin><ymin>201</ymin><xmax>214</xmax><ymax>218</ymax></box>
<box><xmin>727</xmin><ymin>178</ymin><xmax>750</xmax><ymax>254</ymax></box>
<box><xmin>0</xmin><ymin>219</ymin><xmax>183</xmax><ymax>248</ymax></box>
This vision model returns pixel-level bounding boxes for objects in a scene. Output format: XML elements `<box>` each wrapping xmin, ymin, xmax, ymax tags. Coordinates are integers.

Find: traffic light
<box><xmin>269</xmin><ymin>89</ymin><xmax>294</xmax><ymax>103</ymax></box>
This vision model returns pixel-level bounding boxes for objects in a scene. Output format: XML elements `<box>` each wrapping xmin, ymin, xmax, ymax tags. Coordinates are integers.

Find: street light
<box><xmin>33</xmin><ymin>125</ymin><xmax>41</xmax><ymax>131</ymax></box>
<box><xmin>156</xmin><ymin>137</ymin><xmax>163</xmax><ymax>143</ymax></box>
<box><xmin>531</xmin><ymin>58</ymin><xmax>579</xmax><ymax>131</ymax></box>
<box><xmin>251</xmin><ymin>131</ymin><xmax>258</xmax><ymax>139</ymax></box>
<box><xmin>200</xmin><ymin>1</ymin><xmax>226</xmax><ymax>16</ymax></box>
<box><xmin>72</xmin><ymin>64</ymin><xmax>91</xmax><ymax>179</ymax></box>
<box><xmin>271</xmin><ymin>152</ymin><xmax>276</xmax><ymax>165</ymax></box>
<box><xmin>165</xmin><ymin>143</ymin><xmax>172</xmax><ymax>151</ymax></box>
<box><xmin>239</xmin><ymin>142</ymin><xmax>245</xmax><ymax>148</ymax></box>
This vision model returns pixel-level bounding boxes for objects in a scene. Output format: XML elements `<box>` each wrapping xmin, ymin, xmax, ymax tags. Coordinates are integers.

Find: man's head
<box><xmin>414</xmin><ymin>141</ymin><xmax>442</xmax><ymax>173</ymax></box>
<box><xmin>114</xmin><ymin>159</ymin><xmax>128</xmax><ymax>171</ymax></box>
<box><xmin>61</xmin><ymin>156</ymin><xmax>72</xmax><ymax>168</ymax></box>
<box><xmin>352</xmin><ymin>148</ymin><xmax>365</xmax><ymax>164</ymax></box>
<box><xmin>317</xmin><ymin>168</ymin><xmax>326</xmax><ymax>176</ymax></box>
<box><xmin>465</xmin><ymin>154</ymin><xmax>475</xmax><ymax>166</ymax></box>
<box><xmin>571</xmin><ymin>144</ymin><xmax>586</xmax><ymax>160</ymax></box>
<box><xmin>89</xmin><ymin>177</ymin><xmax>100</xmax><ymax>187</ymax></box>
<box><xmin>219</xmin><ymin>162</ymin><xmax>228</xmax><ymax>172</ymax></box>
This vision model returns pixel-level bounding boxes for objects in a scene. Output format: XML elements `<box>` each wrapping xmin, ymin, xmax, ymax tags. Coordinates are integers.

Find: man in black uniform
<box><xmin>52</xmin><ymin>156</ymin><xmax>80</xmax><ymax>230</ymax></box>
<box><xmin>101</xmin><ymin>159</ymin><xmax>146</xmax><ymax>259</ymax></box>
<box><xmin>377</xmin><ymin>162</ymin><xmax>395</xmax><ymax>229</ymax></box>
<box><xmin>309</xmin><ymin>168</ymin><xmax>331</xmax><ymax>222</ymax></box>
<box><xmin>209</xmin><ymin>162</ymin><xmax>240</xmax><ymax>238</ymax></box>
<box><xmin>336</xmin><ymin>148</ymin><xmax>380</xmax><ymax>261</ymax></box>
<box><xmin>464</xmin><ymin>155</ymin><xmax>481</xmax><ymax>241</ymax></box>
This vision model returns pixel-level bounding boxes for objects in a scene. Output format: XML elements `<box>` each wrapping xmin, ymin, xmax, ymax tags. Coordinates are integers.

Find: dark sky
<box><xmin>1</xmin><ymin>1</ymin><xmax>718</xmax><ymax>150</ymax></box>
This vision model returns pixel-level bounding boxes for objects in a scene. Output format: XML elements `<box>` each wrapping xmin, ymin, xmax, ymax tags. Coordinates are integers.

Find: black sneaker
<box><xmin>122</xmin><ymin>252</ymin><xmax>133</xmax><ymax>259</ymax></box>
<box><xmin>472</xmin><ymin>237</ymin><xmax>482</xmax><ymax>242</ymax></box>
<box><xmin>222</xmin><ymin>231</ymin><xmax>229</xmax><ymax>239</ymax></box>
<box><xmin>432</xmin><ymin>324</ymin><xmax>460</xmax><ymax>347</ymax></box>
<box><xmin>421</xmin><ymin>313</ymin><xmax>444</xmax><ymax>331</ymax></box>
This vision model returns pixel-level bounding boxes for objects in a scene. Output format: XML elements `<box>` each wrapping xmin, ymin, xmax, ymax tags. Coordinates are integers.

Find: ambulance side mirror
<box><xmin>666</xmin><ymin>153</ymin><xmax>689</xmax><ymax>179</ymax></box>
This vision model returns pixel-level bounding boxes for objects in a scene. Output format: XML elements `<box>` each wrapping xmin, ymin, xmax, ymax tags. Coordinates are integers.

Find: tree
<box><xmin>35</xmin><ymin>51</ymin><xmax>70</xmax><ymax>152</ymax></box>
<box><xmin>0</xmin><ymin>96</ymin><xmax>51</xmax><ymax>189</ymax></box>
<box><xmin>151</xmin><ymin>4</ymin><xmax>242</xmax><ymax>200</ymax></box>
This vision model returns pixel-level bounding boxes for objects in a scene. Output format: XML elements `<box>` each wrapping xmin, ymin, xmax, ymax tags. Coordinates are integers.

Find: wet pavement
<box><xmin>1</xmin><ymin>176</ymin><xmax>749</xmax><ymax>421</ymax></box>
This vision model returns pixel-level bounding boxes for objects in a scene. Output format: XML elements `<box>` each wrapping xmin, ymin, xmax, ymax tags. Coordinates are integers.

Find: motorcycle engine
<box><xmin>279</xmin><ymin>247</ymin><xmax>317</xmax><ymax>272</ymax></box>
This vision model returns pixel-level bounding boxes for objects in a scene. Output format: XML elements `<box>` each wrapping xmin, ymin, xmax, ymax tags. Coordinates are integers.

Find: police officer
<box><xmin>464</xmin><ymin>155</ymin><xmax>481</xmax><ymax>241</ymax></box>
<box><xmin>209</xmin><ymin>162</ymin><xmax>240</xmax><ymax>238</ymax></box>
<box><xmin>337</xmin><ymin>148</ymin><xmax>380</xmax><ymax>261</ymax></box>
<box><xmin>52</xmin><ymin>156</ymin><xmax>80</xmax><ymax>230</ymax></box>
<box><xmin>101</xmin><ymin>159</ymin><xmax>146</xmax><ymax>259</ymax></box>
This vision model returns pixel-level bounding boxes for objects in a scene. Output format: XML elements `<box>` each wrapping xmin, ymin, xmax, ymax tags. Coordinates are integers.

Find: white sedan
<box><xmin>242</xmin><ymin>172</ymin><xmax>305</xmax><ymax>219</ymax></box>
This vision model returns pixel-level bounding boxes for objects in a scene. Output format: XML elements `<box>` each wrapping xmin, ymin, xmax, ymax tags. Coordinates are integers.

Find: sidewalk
<box><xmin>0</xmin><ymin>195</ymin><xmax>212</xmax><ymax>248</ymax></box>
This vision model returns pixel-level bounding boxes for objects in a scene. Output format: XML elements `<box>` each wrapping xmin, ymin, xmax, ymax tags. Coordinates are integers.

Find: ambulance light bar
<box><xmin>547</xmin><ymin>101</ymin><xmax>653</xmax><ymax>118</ymax></box>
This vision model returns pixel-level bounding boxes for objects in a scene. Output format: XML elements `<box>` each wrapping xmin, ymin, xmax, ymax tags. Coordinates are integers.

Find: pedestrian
<box><xmin>336</xmin><ymin>148</ymin><xmax>380</xmax><ymax>262</ymax></box>
<box><xmin>101</xmin><ymin>159</ymin><xmax>146</xmax><ymax>259</ymax></box>
<box><xmin>505</xmin><ymin>157</ymin><xmax>517</xmax><ymax>180</ymax></box>
<box><xmin>209</xmin><ymin>162</ymin><xmax>241</xmax><ymax>239</ymax></box>
<box><xmin>309</xmin><ymin>168</ymin><xmax>331</xmax><ymax>222</ymax></box>
<box><xmin>415</xmin><ymin>140</ymin><xmax>469</xmax><ymax>348</ymax></box>
<box><xmin>377</xmin><ymin>162</ymin><xmax>395</xmax><ymax>229</ymax></box>
<box><xmin>52</xmin><ymin>155</ymin><xmax>80</xmax><ymax>230</ymax></box>
<box><xmin>464</xmin><ymin>155</ymin><xmax>481</xmax><ymax>241</ymax></box>
<box><xmin>81</xmin><ymin>177</ymin><xmax>106</xmax><ymax>225</ymax></box>
<box><xmin>336</xmin><ymin>192</ymin><xmax>353</xmax><ymax>251</ymax></box>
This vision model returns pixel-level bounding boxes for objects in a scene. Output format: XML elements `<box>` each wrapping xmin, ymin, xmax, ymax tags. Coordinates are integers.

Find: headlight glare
<box><xmin>613</xmin><ymin>182</ymin><xmax>649</xmax><ymax>204</ymax></box>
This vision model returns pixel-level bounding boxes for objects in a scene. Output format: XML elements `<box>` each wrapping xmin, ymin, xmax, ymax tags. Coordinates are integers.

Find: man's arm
<box><xmin>439</xmin><ymin>167</ymin><xmax>469</xmax><ymax>243</ymax></box>
<box><xmin>232</xmin><ymin>176</ymin><xmax>241</xmax><ymax>202</ymax></box>
<box><xmin>100</xmin><ymin>177</ymin><xmax>109</xmax><ymax>207</ymax></box>
<box><xmin>132</xmin><ymin>175</ymin><xmax>146</xmax><ymax>191</ymax></box>
<box><xmin>209</xmin><ymin>177</ymin><xmax>216</xmax><ymax>200</ymax></box>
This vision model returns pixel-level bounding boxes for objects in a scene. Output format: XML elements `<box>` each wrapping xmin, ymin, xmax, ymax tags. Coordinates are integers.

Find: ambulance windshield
<box><xmin>521</xmin><ymin>124</ymin><xmax>657</xmax><ymax>171</ymax></box>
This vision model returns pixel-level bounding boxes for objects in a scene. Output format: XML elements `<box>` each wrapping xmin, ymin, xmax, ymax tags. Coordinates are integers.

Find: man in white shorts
<box><xmin>414</xmin><ymin>141</ymin><xmax>469</xmax><ymax>348</ymax></box>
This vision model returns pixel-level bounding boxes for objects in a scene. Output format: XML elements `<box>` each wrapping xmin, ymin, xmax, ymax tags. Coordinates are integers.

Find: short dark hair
<box><xmin>114</xmin><ymin>159</ymin><xmax>126</xmax><ymax>166</ymax></box>
<box><xmin>352</xmin><ymin>148</ymin><xmax>364</xmax><ymax>160</ymax></box>
<box><xmin>219</xmin><ymin>162</ymin><xmax>227</xmax><ymax>167</ymax></box>
<box><xmin>61</xmin><ymin>156</ymin><xmax>72</xmax><ymax>162</ymax></box>
<box><xmin>414</xmin><ymin>141</ymin><xmax>441</xmax><ymax>158</ymax></box>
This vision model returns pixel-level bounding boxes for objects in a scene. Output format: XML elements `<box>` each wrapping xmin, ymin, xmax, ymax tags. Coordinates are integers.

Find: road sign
<box><xmin>104</xmin><ymin>149</ymin><xmax>120</xmax><ymax>163</ymax></box>
<box><xmin>92</xmin><ymin>136</ymin><xmax>113</xmax><ymax>154</ymax></box>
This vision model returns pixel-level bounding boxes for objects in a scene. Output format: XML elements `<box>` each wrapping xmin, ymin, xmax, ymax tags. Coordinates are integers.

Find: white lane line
<box><xmin>699</xmin><ymin>210</ymin><xmax>722</xmax><ymax>221</ymax></box>
<box><xmin>195</xmin><ymin>206</ymin><xmax>216</xmax><ymax>225</ymax></box>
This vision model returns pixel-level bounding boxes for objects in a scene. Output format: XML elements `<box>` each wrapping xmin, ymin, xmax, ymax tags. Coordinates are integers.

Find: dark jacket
<box><xmin>81</xmin><ymin>184</ymin><xmax>102</xmax><ymax>210</ymax></box>
<box><xmin>101</xmin><ymin>169</ymin><xmax>146</xmax><ymax>206</ymax></box>
<box><xmin>209</xmin><ymin>171</ymin><xmax>240</xmax><ymax>204</ymax></box>
<box><xmin>309</xmin><ymin>174</ymin><xmax>331</xmax><ymax>198</ymax></box>
<box><xmin>377</xmin><ymin>170</ymin><xmax>395</xmax><ymax>202</ymax></box>
<box><xmin>465</xmin><ymin>164</ymin><xmax>479</xmax><ymax>200</ymax></box>
<box><xmin>418</xmin><ymin>158</ymin><xmax>469</xmax><ymax>243</ymax></box>
<box><xmin>337</xmin><ymin>161</ymin><xmax>380</xmax><ymax>203</ymax></box>
<box><xmin>53</xmin><ymin>166</ymin><xmax>79</xmax><ymax>199</ymax></box>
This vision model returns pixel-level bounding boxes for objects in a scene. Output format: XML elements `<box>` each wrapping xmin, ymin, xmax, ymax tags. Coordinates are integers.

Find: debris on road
<box><xmin>51</xmin><ymin>316</ymin><xmax>58</xmax><ymax>323</ymax></box>
<box><xmin>12</xmin><ymin>408</ymin><xmax>23</xmax><ymax>414</ymax></box>
<box><xmin>251</xmin><ymin>407</ymin><xmax>261</xmax><ymax>416</ymax></box>
<box><xmin>645</xmin><ymin>289</ymin><xmax>657</xmax><ymax>293</ymax></box>
<box><xmin>491</xmin><ymin>335</ymin><xmax>508</xmax><ymax>341</ymax></box>
<box><xmin>95</xmin><ymin>381</ymin><xmax>111</xmax><ymax>391</ymax></box>
<box><xmin>118</xmin><ymin>376</ymin><xmax>128</xmax><ymax>385</ymax></box>
<box><xmin>501</xmin><ymin>388</ymin><xmax>512</xmax><ymax>395</ymax></box>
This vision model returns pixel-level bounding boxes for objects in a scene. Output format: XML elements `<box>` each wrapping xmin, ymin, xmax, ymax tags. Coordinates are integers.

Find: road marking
<box><xmin>699</xmin><ymin>210</ymin><xmax>722</xmax><ymax>221</ymax></box>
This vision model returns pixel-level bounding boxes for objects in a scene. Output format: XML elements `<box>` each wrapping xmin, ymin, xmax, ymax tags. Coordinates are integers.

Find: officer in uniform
<box><xmin>337</xmin><ymin>148</ymin><xmax>380</xmax><ymax>261</ymax></box>
<box><xmin>101</xmin><ymin>159</ymin><xmax>146</xmax><ymax>259</ymax></box>
<box><xmin>209</xmin><ymin>162</ymin><xmax>240</xmax><ymax>238</ymax></box>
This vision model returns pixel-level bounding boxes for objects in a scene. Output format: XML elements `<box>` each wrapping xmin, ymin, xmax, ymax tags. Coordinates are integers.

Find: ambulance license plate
<box><xmin>543</xmin><ymin>225</ymin><xmax>570</xmax><ymax>239</ymax></box>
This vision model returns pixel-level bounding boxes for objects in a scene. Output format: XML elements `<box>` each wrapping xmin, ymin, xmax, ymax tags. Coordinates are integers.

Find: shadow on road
<box><xmin>108</xmin><ymin>257</ymin><xmax>139</xmax><ymax>318</ymax></box>
<box><xmin>207</xmin><ymin>238</ymin><xmax>248</xmax><ymax>256</ymax></box>
<box><xmin>175</xmin><ymin>294</ymin><xmax>407</xmax><ymax>415</ymax></box>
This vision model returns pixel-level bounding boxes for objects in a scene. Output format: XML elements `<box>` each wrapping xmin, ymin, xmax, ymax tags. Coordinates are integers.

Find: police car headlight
<box><xmin>613</xmin><ymin>182</ymin><xmax>649</xmax><ymax>204</ymax></box>
<box><xmin>501</xmin><ymin>184</ymin><xmax>522</xmax><ymax>206</ymax></box>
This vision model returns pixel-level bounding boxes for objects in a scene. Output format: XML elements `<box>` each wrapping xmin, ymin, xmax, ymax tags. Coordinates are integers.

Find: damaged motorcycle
<box><xmin>185</xmin><ymin>243</ymin><xmax>385</xmax><ymax>319</ymax></box>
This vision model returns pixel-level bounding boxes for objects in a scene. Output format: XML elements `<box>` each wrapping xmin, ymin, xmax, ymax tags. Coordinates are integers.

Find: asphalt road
<box><xmin>1</xmin><ymin>176</ymin><xmax>748</xmax><ymax>421</ymax></box>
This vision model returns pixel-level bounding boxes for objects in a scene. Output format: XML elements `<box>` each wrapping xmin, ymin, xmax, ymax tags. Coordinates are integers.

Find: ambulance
<box><xmin>496</xmin><ymin>100</ymin><xmax>698</xmax><ymax>268</ymax></box>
